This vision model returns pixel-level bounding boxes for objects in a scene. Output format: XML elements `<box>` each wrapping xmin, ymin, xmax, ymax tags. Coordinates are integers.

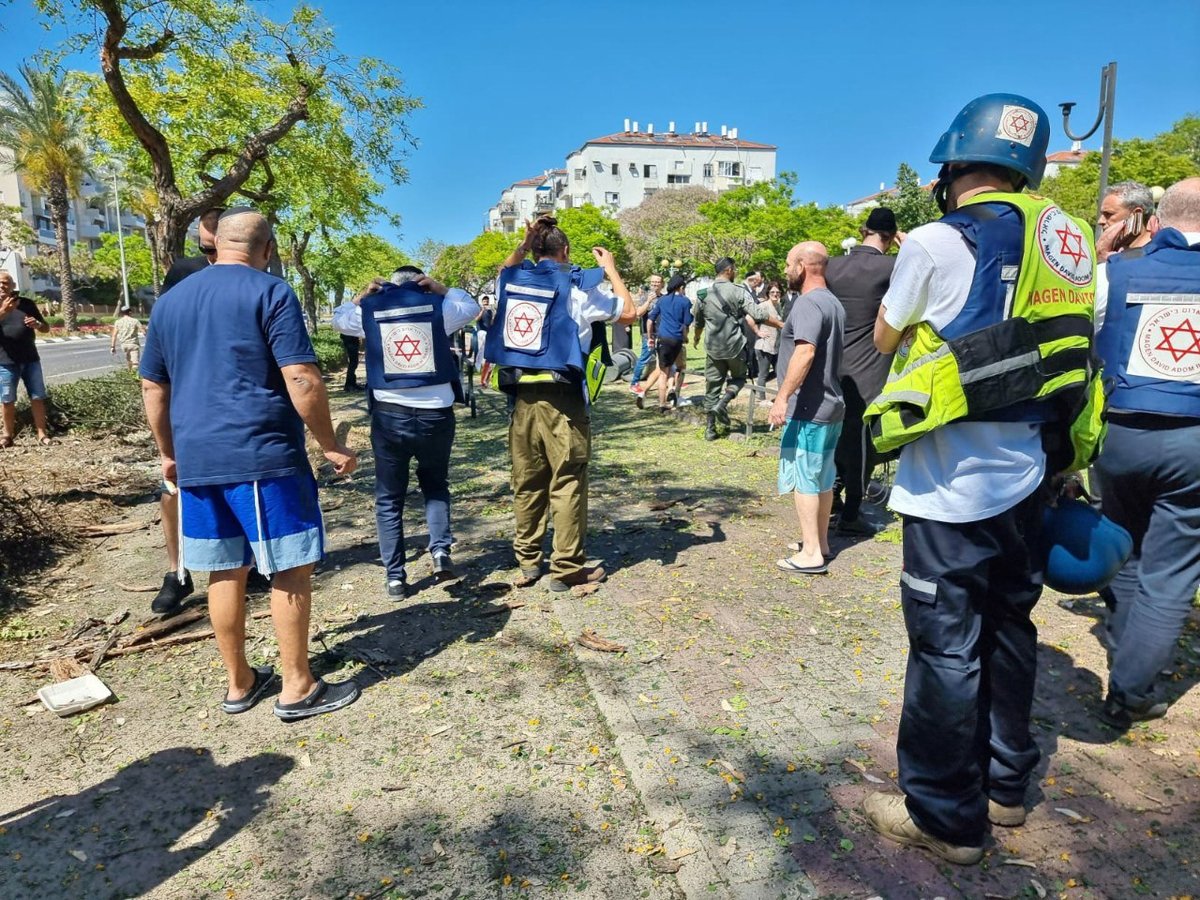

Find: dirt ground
<box><xmin>1</xmin><ymin>370</ymin><xmax>1198</xmax><ymax>900</ymax></box>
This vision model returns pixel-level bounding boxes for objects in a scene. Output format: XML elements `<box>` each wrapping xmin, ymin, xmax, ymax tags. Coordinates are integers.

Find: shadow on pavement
<box><xmin>0</xmin><ymin>747</ymin><xmax>293</xmax><ymax>900</ymax></box>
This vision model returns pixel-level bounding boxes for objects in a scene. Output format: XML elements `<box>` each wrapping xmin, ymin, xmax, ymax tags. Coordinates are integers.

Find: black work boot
<box><xmin>705</xmin><ymin>413</ymin><xmax>718</xmax><ymax>441</ymax></box>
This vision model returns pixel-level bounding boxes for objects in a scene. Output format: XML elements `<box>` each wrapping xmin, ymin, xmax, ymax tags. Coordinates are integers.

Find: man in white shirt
<box><xmin>864</xmin><ymin>93</ymin><xmax>1073</xmax><ymax>866</ymax></box>
<box><xmin>332</xmin><ymin>266</ymin><xmax>479</xmax><ymax>597</ymax></box>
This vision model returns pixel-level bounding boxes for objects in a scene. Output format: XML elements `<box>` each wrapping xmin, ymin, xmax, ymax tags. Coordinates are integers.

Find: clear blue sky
<box><xmin>3</xmin><ymin>0</ymin><xmax>1198</xmax><ymax>251</ymax></box>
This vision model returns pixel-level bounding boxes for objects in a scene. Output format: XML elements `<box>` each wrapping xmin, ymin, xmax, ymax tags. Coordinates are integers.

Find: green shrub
<box><xmin>37</xmin><ymin>370</ymin><xmax>146</xmax><ymax>433</ymax></box>
<box><xmin>312</xmin><ymin>326</ymin><xmax>348</xmax><ymax>374</ymax></box>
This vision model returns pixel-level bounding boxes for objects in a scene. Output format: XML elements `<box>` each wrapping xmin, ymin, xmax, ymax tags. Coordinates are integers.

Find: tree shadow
<box><xmin>0</xmin><ymin>747</ymin><xmax>293</xmax><ymax>900</ymax></box>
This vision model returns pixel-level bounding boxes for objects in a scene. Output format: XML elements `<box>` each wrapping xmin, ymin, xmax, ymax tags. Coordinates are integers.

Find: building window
<box><xmin>719</xmin><ymin>161</ymin><xmax>742</xmax><ymax>177</ymax></box>
<box><xmin>629</xmin><ymin>163</ymin><xmax>639</xmax><ymax>177</ymax></box>
<box><xmin>703</xmin><ymin>164</ymin><xmax>713</xmax><ymax>178</ymax></box>
<box><xmin>674</xmin><ymin>160</ymin><xmax>688</xmax><ymax>171</ymax></box>
<box><xmin>593</xmin><ymin>160</ymin><xmax>603</xmax><ymax>173</ymax></box>
<box><xmin>575</xmin><ymin>168</ymin><xmax>586</xmax><ymax>180</ymax></box>
<box><xmin>667</xmin><ymin>175</ymin><xmax>690</xmax><ymax>185</ymax></box>
<box><xmin>611</xmin><ymin>163</ymin><xmax>619</xmax><ymax>176</ymax></box>
<box><xmin>643</xmin><ymin>164</ymin><xmax>657</xmax><ymax>178</ymax></box>
<box><xmin>604</xmin><ymin>192</ymin><xmax>620</xmax><ymax>205</ymax></box>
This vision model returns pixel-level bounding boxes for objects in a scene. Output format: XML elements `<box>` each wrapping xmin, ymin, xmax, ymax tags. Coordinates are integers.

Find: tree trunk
<box><xmin>146</xmin><ymin>216</ymin><xmax>161</xmax><ymax>300</ymax></box>
<box><xmin>289</xmin><ymin>231</ymin><xmax>316</xmax><ymax>335</ymax></box>
<box><xmin>47</xmin><ymin>179</ymin><xmax>78</xmax><ymax>333</ymax></box>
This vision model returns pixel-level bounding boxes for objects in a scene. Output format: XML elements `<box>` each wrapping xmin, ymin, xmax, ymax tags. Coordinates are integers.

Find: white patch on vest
<box><xmin>1128</xmin><ymin>302</ymin><xmax>1200</xmax><ymax>383</ymax></box>
<box><xmin>1036</xmin><ymin>205</ymin><xmax>1093</xmax><ymax>286</ymax></box>
<box><xmin>504</xmin><ymin>299</ymin><xmax>546</xmax><ymax>350</ymax></box>
<box><xmin>381</xmin><ymin>321</ymin><xmax>436</xmax><ymax>375</ymax></box>
<box><xmin>995</xmin><ymin>105</ymin><xmax>1038</xmax><ymax>147</ymax></box>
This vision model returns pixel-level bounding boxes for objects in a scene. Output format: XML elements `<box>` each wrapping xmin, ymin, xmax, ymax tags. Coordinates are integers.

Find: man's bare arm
<box><xmin>874</xmin><ymin>306</ymin><xmax>904</xmax><ymax>353</ymax></box>
<box><xmin>141</xmin><ymin>378</ymin><xmax>176</xmax><ymax>482</ymax></box>
<box><xmin>281</xmin><ymin>363</ymin><xmax>357</xmax><ymax>475</ymax></box>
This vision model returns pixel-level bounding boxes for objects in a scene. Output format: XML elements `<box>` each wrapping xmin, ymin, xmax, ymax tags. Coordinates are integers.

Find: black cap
<box><xmin>714</xmin><ymin>256</ymin><xmax>735</xmax><ymax>275</ymax></box>
<box><xmin>666</xmin><ymin>274</ymin><xmax>687</xmax><ymax>294</ymax></box>
<box><xmin>865</xmin><ymin>207</ymin><xmax>898</xmax><ymax>233</ymax></box>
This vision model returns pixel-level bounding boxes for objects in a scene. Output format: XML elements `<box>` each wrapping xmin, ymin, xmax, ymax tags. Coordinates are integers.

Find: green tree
<box><xmin>43</xmin><ymin>0</ymin><xmax>418</xmax><ymax>273</ymax></box>
<box><xmin>91</xmin><ymin>231</ymin><xmax>154</xmax><ymax>291</ymax></box>
<box><xmin>431</xmin><ymin>231</ymin><xmax>518</xmax><ymax>296</ymax></box>
<box><xmin>0</xmin><ymin>65</ymin><xmax>89</xmax><ymax>330</ymax></box>
<box><xmin>412</xmin><ymin>238</ymin><xmax>448</xmax><ymax>272</ymax></box>
<box><xmin>311</xmin><ymin>232</ymin><xmax>409</xmax><ymax>305</ymax></box>
<box><xmin>0</xmin><ymin>204</ymin><xmax>36</xmax><ymax>253</ymax></box>
<box><xmin>887</xmin><ymin>162</ymin><xmax>940</xmax><ymax>232</ymax></box>
<box><xmin>554</xmin><ymin>205</ymin><xmax>628</xmax><ymax>271</ymax></box>
<box><xmin>1040</xmin><ymin>115</ymin><xmax>1200</xmax><ymax>221</ymax></box>
<box><xmin>684</xmin><ymin>174</ymin><xmax>860</xmax><ymax>278</ymax></box>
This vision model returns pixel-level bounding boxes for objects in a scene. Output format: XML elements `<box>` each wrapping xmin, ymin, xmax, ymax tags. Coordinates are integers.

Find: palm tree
<box><xmin>0</xmin><ymin>65</ymin><xmax>88</xmax><ymax>332</ymax></box>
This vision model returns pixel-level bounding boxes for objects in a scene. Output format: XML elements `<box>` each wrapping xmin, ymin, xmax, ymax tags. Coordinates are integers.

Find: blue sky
<box><xmin>3</xmin><ymin>0</ymin><xmax>1198</xmax><ymax>250</ymax></box>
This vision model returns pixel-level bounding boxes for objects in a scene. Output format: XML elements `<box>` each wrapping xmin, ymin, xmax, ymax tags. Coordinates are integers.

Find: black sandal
<box><xmin>273</xmin><ymin>678</ymin><xmax>361</xmax><ymax>721</ymax></box>
<box><xmin>221</xmin><ymin>665</ymin><xmax>277</xmax><ymax>715</ymax></box>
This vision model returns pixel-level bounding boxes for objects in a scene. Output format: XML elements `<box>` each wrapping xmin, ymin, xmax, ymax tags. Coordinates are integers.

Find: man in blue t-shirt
<box><xmin>140</xmin><ymin>208</ymin><xmax>360</xmax><ymax>722</ymax></box>
<box><xmin>644</xmin><ymin>275</ymin><xmax>694</xmax><ymax>412</ymax></box>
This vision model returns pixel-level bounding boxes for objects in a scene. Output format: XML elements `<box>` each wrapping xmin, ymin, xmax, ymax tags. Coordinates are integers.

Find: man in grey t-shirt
<box><xmin>768</xmin><ymin>242</ymin><xmax>845</xmax><ymax>575</ymax></box>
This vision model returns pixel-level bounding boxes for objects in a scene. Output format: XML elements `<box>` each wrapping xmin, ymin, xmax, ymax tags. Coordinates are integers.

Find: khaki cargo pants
<box><xmin>509</xmin><ymin>383</ymin><xmax>590</xmax><ymax>579</ymax></box>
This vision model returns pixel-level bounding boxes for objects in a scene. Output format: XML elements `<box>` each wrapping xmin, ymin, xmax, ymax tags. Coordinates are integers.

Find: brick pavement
<box><xmin>551</xmin><ymin>427</ymin><xmax>1200</xmax><ymax>900</ymax></box>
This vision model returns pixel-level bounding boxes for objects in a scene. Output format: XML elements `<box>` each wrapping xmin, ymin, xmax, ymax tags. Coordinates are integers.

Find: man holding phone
<box><xmin>1097</xmin><ymin>181</ymin><xmax>1155</xmax><ymax>262</ymax></box>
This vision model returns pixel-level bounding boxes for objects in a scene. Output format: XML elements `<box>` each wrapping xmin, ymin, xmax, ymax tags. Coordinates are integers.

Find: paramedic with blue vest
<box><xmin>485</xmin><ymin>216</ymin><xmax>636</xmax><ymax>593</ymax></box>
<box><xmin>861</xmin><ymin>94</ymin><xmax>1101</xmax><ymax>865</ymax></box>
<box><xmin>1093</xmin><ymin>176</ymin><xmax>1200</xmax><ymax>730</ymax></box>
<box><xmin>332</xmin><ymin>266</ymin><xmax>480</xmax><ymax>598</ymax></box>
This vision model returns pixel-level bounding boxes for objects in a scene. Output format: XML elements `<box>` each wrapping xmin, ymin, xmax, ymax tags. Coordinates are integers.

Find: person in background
<box><xmin>752</xmin><ymin>282</ymin><xmax>784</xmax><ymax>398</ymax></box>
<box><xmin>338</xmin><ymin>330</ymin><xmax>362</xmax><ymax>392</ymax></box>
<box><xmin>160</xmin><ymin>207</ymin><xmax>223</xmax><ymax>293</ymax></box>
<box><xmin>1097</xmin><ymin>180</ymin><xmax>1156</xmax><ymax>263</ymax></box>
<box><xmin>769</xmin><ymin>244</ymin><xmax>845</xmax><ymax>575</ymax></box>
<box><xmin>644</xmin><ymin>274</ymin><xmax>694</xmax><ymax>413</ymax></box>
<box><xmin>110</xmin><ymin>305</ymin><xmax>143</xmax><ymax>371</ymax></box>
<box><xmin>825</xmin><ymin>206</ymin><xmax>899</xmax><ymax>536</ymax></box>
<box><xmin>629</xmin><ymin>274</ymin><xmax>664</xmax><ymax>398</ymax></box>
<box><xmin>0</xmin><ymin>271</ymin><xmax>51</xmax><ymax>448</ymax></box>
<box><xmin>141</xmin><ymin>208</ymin><xmax>360</xmax><ymax>720</ymax></box>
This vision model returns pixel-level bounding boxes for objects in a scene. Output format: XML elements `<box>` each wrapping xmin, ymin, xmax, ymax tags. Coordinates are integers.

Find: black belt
<box><xmin>1108</xmin><ymin>410</ymin><xmax>1200</xmax><ymax>429</ymax></box>
<box><xmin>372</xmin><ymin>400</ymin><xmax>453</xmax><ymax>415</ymax></box>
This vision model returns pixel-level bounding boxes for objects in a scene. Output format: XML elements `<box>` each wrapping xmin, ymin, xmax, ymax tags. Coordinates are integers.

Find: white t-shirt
<box><xmin>881</xmin><ymin>222</ymin><xmax>1046</xmax><ymax>524</ymax></box>
<box><xmin>331</xmin><ymin>287</ymin><xmax>480</xmax><ymax>409</ymax></box>
<box><xmin>567</xmin><ymin>283</ymin><xmax>623</xmax><ymax>347</ymax></box>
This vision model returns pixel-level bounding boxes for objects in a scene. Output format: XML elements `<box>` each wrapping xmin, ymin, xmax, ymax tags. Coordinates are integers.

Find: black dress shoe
<box><xmin>1098</xmin><ymin>693</ymin><xmax>1168</xmax><ymax>730</ymax></box>
<box><xmin>151</xmin><ymin>570</ymin><xmax>194</xmax><ymax>616</ymax></box>
<box><xmin>432</xmin><ymin>551</ymin><xmax>455</xmax><ymax>581</ymax></box>
<box><xmin>386</xmin><ymin>578</ymin><xmax>410</xmax><ymax>600</ymax></box>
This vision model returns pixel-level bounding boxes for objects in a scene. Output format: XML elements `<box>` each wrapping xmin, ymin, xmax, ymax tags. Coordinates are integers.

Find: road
<box><xmin>37</xmin><ymin>338</ymin><xmax>128</xmax><ymax>384</ymax></box>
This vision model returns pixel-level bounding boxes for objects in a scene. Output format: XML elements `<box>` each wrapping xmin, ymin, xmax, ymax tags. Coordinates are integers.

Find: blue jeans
<box><xmin>370</xmin><ymin>403</ymin><xmax>456</xmax><ymax>581</ymax></box>
<box><xmin>0</xmin><ymin>361</ymin><xmax>47</xmax><ymax>403</ymax></box>
<box><xmin>630</xmin><ymin>336</ymin><xmax>654</xmax><ymax>386</ymax></box>
<box><xmin>1096</xmin><ymin>417</ymin><xmax>1200</xmax><ymax>706</ymax></box>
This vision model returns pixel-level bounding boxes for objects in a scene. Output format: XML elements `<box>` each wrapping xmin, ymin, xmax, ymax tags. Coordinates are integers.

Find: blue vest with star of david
<box><xmin>361</xmin><ymin>282</ymin><xmax>462</xmax><ymax>401</ymax></box>
<box><xmin>483</xmin><ymin>260</ymin><xmax>605</xmax><ymax>377</ymax></box>
<box><xmin>1096</xmin><ymin>228</ymin><xmax>1200</xmax><ymax>418</ymax></box>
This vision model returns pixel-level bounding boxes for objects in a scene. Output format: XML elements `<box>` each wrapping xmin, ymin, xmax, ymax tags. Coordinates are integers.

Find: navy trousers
<box><xmin>1096</xmin><ymin>416</ymin><xmax>1200</xmax><ymax>706</ymax></box>
<box><xmin>897</xmin><ymin>490</ymin><xmax>1044</xmax><ymax>846</ymax></box>
<box><xmin>370</xmin><ymin>404</ymin><xmax>456</xmax><ymax>582</ymax></box>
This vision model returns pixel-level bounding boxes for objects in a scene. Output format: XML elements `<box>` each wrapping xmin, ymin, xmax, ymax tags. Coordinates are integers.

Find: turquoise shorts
<box><xmin>778</xmin><ymin>419</ymin><xmax>842</xmax><ymax>495</ymax></box>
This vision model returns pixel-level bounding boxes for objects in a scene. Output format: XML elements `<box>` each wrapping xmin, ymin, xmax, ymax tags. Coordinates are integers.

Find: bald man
<box><xmin>140</xmin><ymin>208</ymin><xmax>361</xmax><ymax>721</ymax></box>
<box><xmin>768</xmin><ymin>241</ymin><xmax>846</xmax><ymax>574</ymax></box>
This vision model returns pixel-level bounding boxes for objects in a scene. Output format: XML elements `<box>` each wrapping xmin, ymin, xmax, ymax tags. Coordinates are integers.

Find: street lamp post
<box><xmin>1060</xmin><ymin>61</ymin><xmax>1118</xmax><ymax>229</ymax></box>
<box><xmin>108</xmin><ymin>167</ymin><xmax>132</xmax><ymax>310</ymax></box>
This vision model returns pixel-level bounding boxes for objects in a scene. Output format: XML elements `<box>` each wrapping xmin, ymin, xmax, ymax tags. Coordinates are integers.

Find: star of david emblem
<box><xmin>393</xmin><ymin>335</ymin><xmax>423</xmax><ymax>362</ymax></box>
<box><xmin>1005</xmin><ymin>111</ymin><xmax>1031</xmax><ymax>137</ymax></box>
<box><xmin>1155</xmin><ymin>318</ymin><xmax>1200</xmax><ymax>363</ymax></box>
<box><xmin>1055</xmin><ymin>224</ymin><xmax>1087</xmax><ymax>266</ymax></box>
<box><xmin>511</xmin><ymin>312</ymin><xmax>535</xmax><ymax>337</ymax></box>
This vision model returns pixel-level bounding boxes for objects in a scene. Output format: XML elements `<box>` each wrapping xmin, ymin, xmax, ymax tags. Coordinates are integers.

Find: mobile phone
<box><xmin>1123</xmin><ymin>210</ymin><xmax>1145</xmax><ymax>239</ymax></box>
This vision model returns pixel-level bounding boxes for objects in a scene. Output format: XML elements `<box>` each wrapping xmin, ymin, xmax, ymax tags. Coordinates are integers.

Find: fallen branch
<box><xmin>79</xmin><ymin>517</ymin><xmax>159</xmax><ymax>538</ymax></box>
<box><xmin>123</xmin><ymin>607</ymin><xmax>208</xmax><ymax>647</ymax></box>
<box><xmin>117</xmin><ymin>582</ymin><xmax>160</xmax><ymax>593</ymax></box>
<box><xmin>90</xmin><ymin>629</ymin><xmax>124</xmax><ymax>671</ymax></box>
<box><xmin>105</xmin><ymin>628</ymin><xmax>216</xmax><ymax>656</ymax></box>
<box><xmin>575</xmin><ymin>628</ymin><xmax>626</xmax><ymax>653</ymax></box>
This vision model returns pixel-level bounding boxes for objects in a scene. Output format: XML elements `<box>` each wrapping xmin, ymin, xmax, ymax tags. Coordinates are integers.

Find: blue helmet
<box><xmin>1041</xmin><ymin>500</ymin><xmax>1133</xmax><ymax>595</ymax></box>
<box><xmin>930</xmin><ymin>93</ymin><xmax>1051</xmax><ymax>189</ymax></box>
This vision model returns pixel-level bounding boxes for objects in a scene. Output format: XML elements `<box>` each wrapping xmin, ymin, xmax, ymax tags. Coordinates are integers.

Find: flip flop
<box><xmin>221</xmin><ymin>665</ymin><xmax>277</xmax><ymax>715</ymax></box>
<box><xmin>776</xmin><ymin>556</ymin><xmax>829</xmax><ymax>575</ymax></box>
<box><xmin>273</xmin><ymin>678</ymin><xmax>361</xmax><ymax>721</ymax></box>
<box><xmin>512</xmin><ymin>567</ymin><xmax>542</xmax><ymax>588</ymax></box>
<box><xmin>786</xmin><ymin>542</ymin><xmax>835</xmax><ymax>561</ymax></box>
<box><xmin>37</xmin><ymin>436</ymin><xmax>52</xmax><ymax>446</ymax></box>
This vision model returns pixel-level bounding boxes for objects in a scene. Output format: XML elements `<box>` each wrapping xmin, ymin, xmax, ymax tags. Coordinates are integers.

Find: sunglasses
<box><xmin>200</xmin><ymin>245</ymin><xmax>217</xmax><ymax>257</ymax></box>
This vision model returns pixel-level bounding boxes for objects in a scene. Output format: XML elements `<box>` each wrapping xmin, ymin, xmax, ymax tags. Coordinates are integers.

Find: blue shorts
<box><xmin>778</xmin><ymin>419</ymin><xmax>843</xmax><ymax>495</ymax></box>
<box><xmin>0</xmin><ymin>361</ymin><xmax>47</xmax><ymax>403</ymax></box>
<box><xmin>180</xmin><ymin>471</ymin><xmax>324</xmax><ymax>574</ymax></box>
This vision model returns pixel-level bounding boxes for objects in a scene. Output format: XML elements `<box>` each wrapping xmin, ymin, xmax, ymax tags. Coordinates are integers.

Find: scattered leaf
<box><xmin>53</xmin><ymin>809</ymin><xmax>76</xmax><ymax>819</ymax></box>
<box><xmin>1003</xmin><ymin>858</ymin><xmax>1037</xmax><ymax>868</ymax></box>
<box><xmin>576</xmin><ymin>628</ymin><xmax>626</xmax><ymax>653</ymax></box>
<box><xmin>68</xmin><ymin>850</ymin><xmax>87</xmax><ymax>863</ymax></box>
<box><xmin>1054</xmin><ymin>807</ymin><xmax>1086</xmax><ymax>822</ymax></box>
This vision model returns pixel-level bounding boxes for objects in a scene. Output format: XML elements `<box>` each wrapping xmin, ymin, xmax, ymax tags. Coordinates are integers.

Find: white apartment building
<box><xmin>0</xmin><ymin>155</ymin><xmax>148</xmax><ymax>294</ymax></box>
<box><xmin>486</xmin><ymin>120</ymin><xmax>777</xmax><ymax>232</ymax></box>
